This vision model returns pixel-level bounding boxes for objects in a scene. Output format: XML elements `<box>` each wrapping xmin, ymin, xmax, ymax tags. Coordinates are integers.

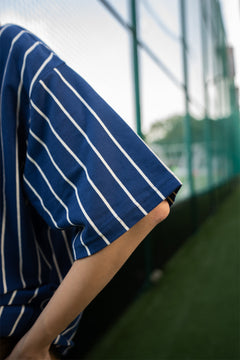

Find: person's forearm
<box><xmin>10</xmin><ymin>200</ymin><xmax>170</xmax><ymax>356</ymax></box>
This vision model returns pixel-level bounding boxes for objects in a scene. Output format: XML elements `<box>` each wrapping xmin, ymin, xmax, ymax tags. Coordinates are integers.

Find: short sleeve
<box><xmin>24</xmin><ymin>62</ymin><xmax>181</xmax><ymax>259</ymax></box>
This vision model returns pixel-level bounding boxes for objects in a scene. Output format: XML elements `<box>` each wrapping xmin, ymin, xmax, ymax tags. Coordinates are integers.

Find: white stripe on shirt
<box><xmin>36</xmin><ymin>242</ymin><xmax>52</xmax><ymax>270</ymax></box>
<box><xmin>73</xmin><ymin>232</ymin><xmax>91</xmax><ymax>258</ymax></box>
<box><xmin>26</xmin><ymin>153</ymin><xmax>76</xmax><ymax>226</ymax></box>
<box><xmin>29</xmin><ymin>101</ymin><xmax>113</xmax><ymax>247</ymax></box>
<box><xmin>54</xmin><ymin>68</ymin><xmax>169</xmax><ymax>198</ymax></box>
<box><xmin>29</xmin><ymin>52</ymin><xmax>54</xmax><ymax>97</ymax></box>
<box><xmin>0</xmin><ymin>24</ymin><xmax>12</xmax><ymax>37</ymax></box>
<box><xmin>56</xmin><ymin>315</ymin><xmax>82</xmax><ymax>354</ymax></box>
<box><xmin>61</xmin><ymin>231</ymin><xmax>74</xmax><ymax>265</ymax></box>
<box><xmin>28</xmin><ymin>287</ymin><xmax>40</xmax><ymax>304</ymax></box>
<box><xmin>8</xmin><ymin>305</ymin><xmax>25</xmax><ymax>336</ymax></box>
<box><xmin>32</xmin><ymin>228</ymin><xmax>42</xmax><ymax>284</ymax></box>
<box><xmin>16</xmin><ymin>42</ymin><xmax>41</xmax><ymax>291</ymax></box>
<box><xmin>47</xmin><ymin>228</ymin><xmax>63</xmax><ymax>283</ymax></box>
<box><xmin>29</xmin><ymin>129</ymin><xmax>129</xmax><ymax>231</ymax></box>
<box><xmin>39</xmin><ymin>80</ymin><xmax>148</xmax><ymax>215</ymax></box>
<box><xmin>8</xmin><ymin>290</ymin><xmax>17</xmax><ymax>305</ymax></box>
<box><xmin>23</xmin><ymin>175</ymin><xmax>60</xmax><ymax>229</ymax></box>
<box><xmin>0</xmin><ymin>29</ymin><xmax>26</xmax><ymax>294</ymax></box>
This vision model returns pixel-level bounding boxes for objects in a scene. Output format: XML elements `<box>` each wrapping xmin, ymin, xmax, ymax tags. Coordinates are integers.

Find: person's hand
<box><xmin>4</xmin><ymin>333</ymin><xmax>51</xmax><ymax>360</ymax></box>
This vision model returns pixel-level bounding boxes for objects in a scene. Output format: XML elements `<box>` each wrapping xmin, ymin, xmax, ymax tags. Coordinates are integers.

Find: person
<box><xmin>0</xmin><ymin>24</ymin><xmax>181</xmax><ymax>360</ymax></box>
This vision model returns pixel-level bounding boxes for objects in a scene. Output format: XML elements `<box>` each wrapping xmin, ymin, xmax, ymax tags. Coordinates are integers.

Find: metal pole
<box><xmin>130</xmin><ymin>0</ymin><xmax>152</xmax><ymax>288</ymax></box>
<box><xmin>180</xmin><ymin>0</ymin><xmax>198</xmax><ymax>231</ymax></box>
<box><xmin>200</xmin><ymin>0</ymin><xmax>213</xmax><ymax>191</ymax></box>
<box><xmin>180</xmin><ymin>0</ymin><xmax>194</xmax><ymax>197</ymax></box>
<box><xmin>130</xmin><ymin>0</ymin><xmax>143</xmax><ymax>138</ymax></box>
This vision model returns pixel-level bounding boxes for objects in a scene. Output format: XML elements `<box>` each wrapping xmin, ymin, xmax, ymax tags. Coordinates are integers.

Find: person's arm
<box><xmin>6</xmin><ymin>200</ymin><xmax>170</xmax><ymax>360</ymax></box>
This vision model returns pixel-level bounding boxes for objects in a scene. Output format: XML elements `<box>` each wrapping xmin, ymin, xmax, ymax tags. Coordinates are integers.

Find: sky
<box><xmin>220</xmin><ymin>0</ymin><xmax>240</xmax><ymax>102</ymax></box>
<box><xmin>1</xmin><ymin>0</ymin><xmax>239</xmax><ymax>132</ymax></box>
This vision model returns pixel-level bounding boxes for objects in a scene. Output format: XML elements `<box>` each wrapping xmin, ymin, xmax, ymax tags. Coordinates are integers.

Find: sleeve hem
<box><xmin>72</xmin><ymin>178</ymin><xmax>182</xmax><ymax>260</ymax></box>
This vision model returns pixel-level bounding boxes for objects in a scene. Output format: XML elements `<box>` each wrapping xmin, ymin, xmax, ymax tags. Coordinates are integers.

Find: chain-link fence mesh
<box><xmin>1</xmin><ymin>0</ymin><xmax>239</xmax><ymax>201</ymax></box>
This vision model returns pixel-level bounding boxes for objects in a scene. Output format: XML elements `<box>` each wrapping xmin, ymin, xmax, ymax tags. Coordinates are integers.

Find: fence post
<box><xmin>130</xmin><ymin>0</ymin><xmax>143</xmax><ymax>138</ymax></box>
<box><xmin>200</xmin><ymin>0</ymin><xmax>213</xmax><ymax>192</ymax></box>
<box><xmin>180</xmin><ymin>0</ymin><xmax>194</xmax><ymax>197</ymax></box>
<box><xmin>130</xmin><ymin>0</ymin><xmax>152</xmax><ymax>287</ymax></box>
<box><xmin>180</xmin><ymin>0</ymin><xmax>198</xmax><ymax>230</ymax></box>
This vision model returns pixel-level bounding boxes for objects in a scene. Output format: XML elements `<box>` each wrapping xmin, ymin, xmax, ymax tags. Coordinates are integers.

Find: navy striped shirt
<box><xmin>0</xmin><ymin>24</ymin><xmax>181</xmax><ymax>354</ymax></box>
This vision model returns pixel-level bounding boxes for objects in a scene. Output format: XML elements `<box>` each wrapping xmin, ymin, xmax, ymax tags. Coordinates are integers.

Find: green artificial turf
<box><xmin>86</xmin><ymin>185</ymin><xmax>240</xmax><ymax>360</ymax></box>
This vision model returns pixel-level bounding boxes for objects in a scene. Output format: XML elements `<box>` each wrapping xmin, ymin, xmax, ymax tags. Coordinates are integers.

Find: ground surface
<box><xmin>86</xmin><ymin>184</ymin><xmax>240</xmax><ymax>360</ymax></box>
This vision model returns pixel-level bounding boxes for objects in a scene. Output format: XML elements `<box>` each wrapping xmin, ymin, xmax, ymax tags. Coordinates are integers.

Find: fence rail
<box><xmin>100</xmin><ymin>0</ymin><xmax>240</xmax><ymax>202</ymax></box>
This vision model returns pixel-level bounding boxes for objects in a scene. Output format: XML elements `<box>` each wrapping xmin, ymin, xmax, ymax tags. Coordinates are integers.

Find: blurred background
<box><xmin>1</xmin><ymin>0</ymin><xmax>239</xmax><ymax>359</ymax></box>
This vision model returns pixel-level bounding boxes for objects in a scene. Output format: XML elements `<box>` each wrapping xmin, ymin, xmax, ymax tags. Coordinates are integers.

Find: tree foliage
<box><xmin>146</xmin><ymin>114</ymin><xmax>228</xmax><ymax>145</ymax></box>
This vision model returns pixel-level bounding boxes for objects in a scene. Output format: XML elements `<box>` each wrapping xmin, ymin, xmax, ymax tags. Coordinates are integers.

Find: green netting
<box><xmin>1</xmin><ymin>0</ymin><xmax>239</xmax><ymax>198</ymax></box>
<box><xmin>102</xmin><ymin>0</ymin><xmax>240</xmax><ymax>199</ymax></box>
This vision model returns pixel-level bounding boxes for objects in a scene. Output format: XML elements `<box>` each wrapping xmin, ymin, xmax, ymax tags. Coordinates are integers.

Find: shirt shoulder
<box><xmin>0</xmin><ymin>23</ymin><xmax>47</xmax><ymax>47</ymax></box>
<box><xmin>0</xmin><ymin>23</ymin><xmax>25</xmax><ymax>38</ymax></box>
<box><xmin>0</xmin><ymin>24</ymin><xmax>64</xmax><ymax>97</ymax></box>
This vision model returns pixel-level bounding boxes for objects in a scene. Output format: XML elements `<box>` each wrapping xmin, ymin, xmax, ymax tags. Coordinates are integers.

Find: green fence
<box><xmin>1</xmin><ymin>2</ymin><xmax>239</xmax><ymax>356</ymax></box>
<box><xmin>2</xmin><ymin>0</ymin><xmax>239</xmax><ymax>200</ymax></box>
<box><xmin>100</xmin><ymin>0</ymin><xmax>240</xmax><ymax>201</ymax></box>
